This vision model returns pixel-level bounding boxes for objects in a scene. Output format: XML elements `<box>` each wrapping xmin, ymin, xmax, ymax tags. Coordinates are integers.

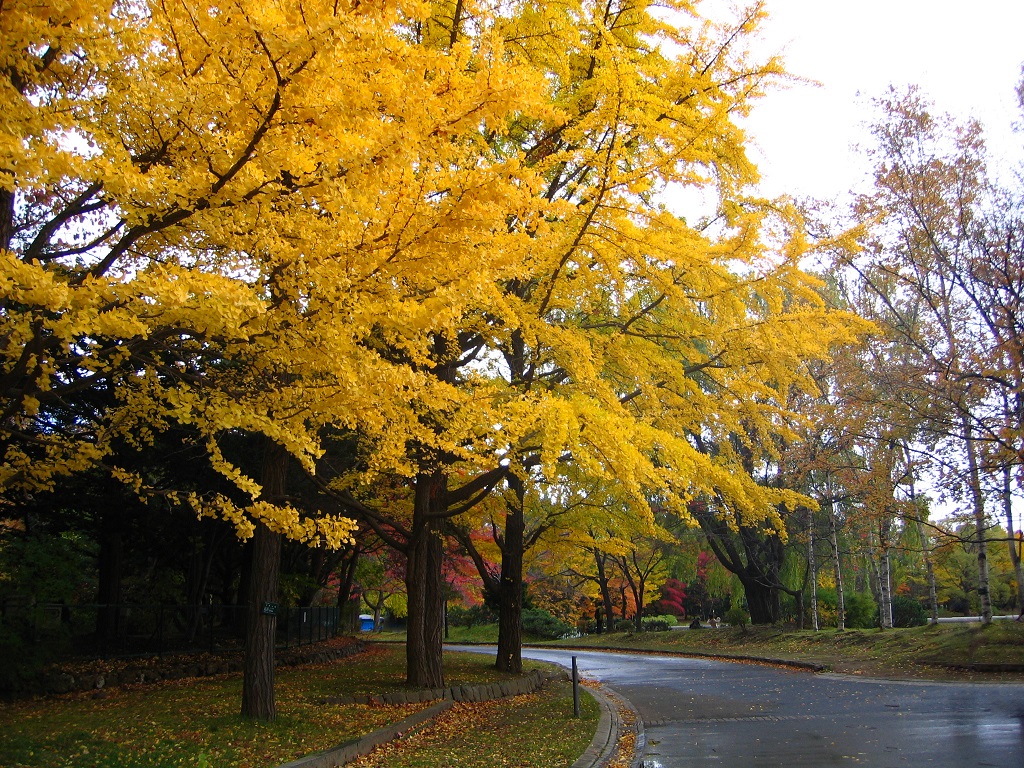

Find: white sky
<box><xmin>739</xmin><ymin>0</ymin><xmax>1024</xmax><ymax>201</ymax></box>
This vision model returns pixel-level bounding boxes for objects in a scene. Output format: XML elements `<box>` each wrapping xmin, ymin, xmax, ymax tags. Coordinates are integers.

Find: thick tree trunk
<box><xmin>594</xmin><ymin>550</ymin><xmax>615</xmax><ymax>633</ymax></box>
<box><xmin>241</xmin><ymin>440</ymin><xmax>286</xmax><ymax>721</ymax></box>
<box><xmin>741</xmin><ymin>578</ymin><xmax>780</xmax><ymax>624</ymax></box>
<box><xmin>635</xmin><ymin>577</ymin><xmax>646</xmax><ymax>630</ymax></box>
<box><xmin>495</xmin><ymin>474</ymin><xmax>525</xmax><ymax>673</ymax></box>
<box><xmin>241</xmin><ymin>521</ymin><xmax>282</xmax><ymax>720</ymax></box>
<box><xmin>405</xmin><ymin>470</ymin><xmax>446</xmax><ymax>688</ymax></box>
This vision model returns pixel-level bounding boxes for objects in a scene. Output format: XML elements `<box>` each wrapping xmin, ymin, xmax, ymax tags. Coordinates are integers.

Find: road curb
<box><xmin>570</xmin><ymin>686</ymin><xmax>619</xmax><ymax>768</ymax></box>
<box><xmin>276</xmin><ymin>699</ymin><xmax>453</xmax><ymax>768</ymax></box>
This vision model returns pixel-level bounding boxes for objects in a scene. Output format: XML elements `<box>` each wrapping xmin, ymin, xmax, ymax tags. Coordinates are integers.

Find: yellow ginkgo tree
<box><xmin>425</xmin><ymin>0</ymin><xmax>869</xmax><ymax>670</ymax></box>
<box><xmin>1</xmin><ymin>0</ymin><xmax>548</xmax><ymax>717</ymax></box>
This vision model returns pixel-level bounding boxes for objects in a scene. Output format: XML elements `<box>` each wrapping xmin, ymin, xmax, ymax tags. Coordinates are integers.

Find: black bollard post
<box><xmin>572</xmin><ymin>655</ymin><xmax>580</xmax><ymax>717</ymax></box>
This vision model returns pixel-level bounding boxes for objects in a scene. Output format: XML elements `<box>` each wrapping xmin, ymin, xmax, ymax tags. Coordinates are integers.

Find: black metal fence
<box><xmin>0</xmin><ymin>602</ymin><xmax>341</xmax><ymax>660</ymax></box>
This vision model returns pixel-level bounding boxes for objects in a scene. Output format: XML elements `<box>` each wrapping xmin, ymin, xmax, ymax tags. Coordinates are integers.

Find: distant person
<box><xmin>709</xmin><ymin>616</ymin><xmax>719</xmax><ymax>628</ymax></box>
<box><xmin>689</xmin><ymin>617</ymin><xmax>702</xmax><ymax>629</ymax></box>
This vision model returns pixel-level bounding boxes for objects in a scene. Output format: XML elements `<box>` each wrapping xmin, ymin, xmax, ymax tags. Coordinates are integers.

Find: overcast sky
<box><xmin>739</xmin><ymin>0</ymin><xmax>1024</xmax><ymax>201</ymax></box>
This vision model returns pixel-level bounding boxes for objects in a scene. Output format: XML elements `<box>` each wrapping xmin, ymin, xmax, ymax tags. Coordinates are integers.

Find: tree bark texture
<box><xmin>241</xmin><ymin>440</ymin><xmax>286</xmax><ymax>721</ymax></box>
<box><xmin>696</xmin><ymin>505</ymin><xmax>784</xmax><ymax>624</ymax></box>
<box><xmin>742</xmin><ymin>577</ymin><xmax>781</xmax><ymax>625</ymax></box>
<box><xmin>405</xmin><ymin>470</ymin><xmax>446</xmax><ymax>688</ymax></box>
<box><xmin>594</xmin><ymin>549</ymin><xmax>615</xmax><ymax>633</ymax></box>
<box><xmin>495</xmin><ymin>473</ymin><xmax>525</xmax><ymax>674</ymax></box>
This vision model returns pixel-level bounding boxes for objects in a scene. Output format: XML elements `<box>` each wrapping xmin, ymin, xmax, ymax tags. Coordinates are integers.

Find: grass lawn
<box><xmin>347</xmin><ymin>684</ymin><xmax>599</xmax><ymax>768</ymax></box>
<box><xmin>0</xmin><ymin>644</ymin><xmax>597</xmax><ymax>768</ymax></box>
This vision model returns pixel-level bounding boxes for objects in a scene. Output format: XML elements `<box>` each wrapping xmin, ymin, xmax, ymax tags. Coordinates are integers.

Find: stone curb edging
<box><xmin>276</xmin><ymin>700</ymin><xmax>454</xmax><ymax>768</ymax></box>
<box><xmin>570</xmin><ymin>687</ymin><xmax>618</xmax><ymax>768</ymax></box>
<box><xmin>570</xmin><ymin>684</ymin><xmax>647</xmax><ymax>768</ymax></box>
<box><xmin>317</xmin><ymin>667</ymin><xmax>566</xmax><ymax>707</ymax></box>
<box><xmin>277</xmin><ymin>669</ymin><xmax>566</xmax><ymax>768</ymax></box>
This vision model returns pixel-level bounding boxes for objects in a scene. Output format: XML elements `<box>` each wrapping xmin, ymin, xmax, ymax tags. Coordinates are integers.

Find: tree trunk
<box><xmin>913</xmin><ymin>512</ymin><xmax>940</xmax><ymax>624</ymax></box>
<box><xmin>405</xmin><ymin>470</ymin><xmax>446</xmax><ymax>688</ymax></box>
<box><xmin>241</xmin><ymin>440</ymin><xmax>287</xmax><ymax>721</ymax></box>
<box><xmin>241</xmin><ymin>521</ymin><xmax>282</xmax><ymax>720</ymax></box>
<box><xmin>963</xmin><ymin>420</ymin><xmax>993</xmax><ymax>624</ymax></box>
<box><xmin>878</xmin><ymin>544</ymin><xmax>893</xmax><ymax>629</ymax></box>
<box><xmin>594</xmin><ymin>549</ymin><xmax>615</xmax><ymax>633</ymax></box>
<box><xmin>877</xmin><ymin>522</ymin><xmax>893</xmax><ymax>629</ymax></box>
<box><xmin>495</xmin><ymin>474</ymin><xmax>525</xmax><ymax>673</ymax></box>
<box><xmin>808</xmin><ymin>507</ymin><xmax>819</xmax><ymax>631</ymax></box>
<box><xmin>829</xmin><ymin>506</ymin><xmax>845</xmax><ymax>631</ymax></box>
<box><xmin>901</xmin><ymin>443</ymin><xmax>940</xmax><ymax>625</ymax></box>
<box><xmin>1001</xmin><ymin>466</ymin><xmax>1024</xmax><ymax>619</ymax></box>
<box><xmin>865</xmin><ymin>536</ymin><xmax>881</xmax><ymax>615</ymax></box>
<box><xmin>742</xmin><ymin>577</ymin><xmax>780</xmax><ymax>624</ymax></box>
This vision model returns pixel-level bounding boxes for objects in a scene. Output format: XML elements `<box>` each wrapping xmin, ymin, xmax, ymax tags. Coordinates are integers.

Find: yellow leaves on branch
<box><xmin>0</xmin><ymin>0</ymin><xmax>871</xmax><ymax>545</ymax></box>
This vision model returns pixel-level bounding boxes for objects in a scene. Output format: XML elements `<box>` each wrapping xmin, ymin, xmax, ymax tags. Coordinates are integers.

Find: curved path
<box><xmin>508</xmin><ymin>648</ymin><xmax>1024</xmax><ymax>767</ymax></box>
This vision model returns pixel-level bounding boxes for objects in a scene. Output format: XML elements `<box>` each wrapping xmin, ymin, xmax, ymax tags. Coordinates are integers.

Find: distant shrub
<box><xmin>724</xmin><ymin>605</ymin><xmax>749</xmax><ymax>630</ymax></box>
<box><xmin>641</xmin><ymin>618</ymin><xmax>671</xmax><ymax>632</ymax></box>
<box><xmin>448</xmin><ymin>604</ymin><xmax>496</xmax><ymax>628</ymax></box>
<box><xmin>844</xmin><ymin>591</ymin><xmax>878</xmax><ymax>629</ymax></box>
<box><xmin>891</xmin><ymin>596</ymin><xmax>928</xmax><ymax>627</ymax></box>
<box><xmin>521</xmin><ymin>608</ymin><xmax>573</xmax><ymax>640</ymax></box>
<box><xmin>614</xmin><ymin>618</ymin><xmax>636</xmax><ymax>633</ymax></box>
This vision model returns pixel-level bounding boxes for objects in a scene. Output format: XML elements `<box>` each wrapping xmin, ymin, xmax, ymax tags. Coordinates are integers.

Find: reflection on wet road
<box><xmin>450</xmin><ymin>645</ymin><xmax>1024</xmax><ymax>767</ymax></box>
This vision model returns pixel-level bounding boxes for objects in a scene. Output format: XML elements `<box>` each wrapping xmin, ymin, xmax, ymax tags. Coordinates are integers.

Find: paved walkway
<box><xmin>518</xmin><ymin>648</ymin><xmax>1024</xmax><ymax>768</ymax></box>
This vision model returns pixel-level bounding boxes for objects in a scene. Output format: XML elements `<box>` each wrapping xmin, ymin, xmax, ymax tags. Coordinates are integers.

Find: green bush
<box><xmin>844</xmin><ymin>591</ymin><xmax>878</xmax><ymax>629</ymax></box>
<box><xmin>521</xmin><ymin>608</ymin><xmax>574</xmax><ymax>639</ymax></box>
<box><xmin>891</xmin><ymin>595</ymin><xmax>928</xmax><ymax>627</ymax></box>
<box><xmin>448</xmin><ymin>604</ymin><xmax>497</xmax><ymax>628</ymax></box>
<box><xmin>724</xmin><ymin>605</ymin><xmax>748</xmax><ymax>629</ymax></box>
<box><xmin>614</xmin><ymin>618</ymin><xmax>635</xmax><ymax>633</ymax></box>
<box><xmin>640</xmin><ymin>618</ymin><xmax>670</xmax><ymax>632</ymax></box>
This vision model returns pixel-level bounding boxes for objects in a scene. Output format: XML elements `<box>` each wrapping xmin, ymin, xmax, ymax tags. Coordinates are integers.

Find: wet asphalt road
<box><xmin>451</xmin><ymin>646</ymin><xmax>1024</xmax><ymax>767</ymax></box>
